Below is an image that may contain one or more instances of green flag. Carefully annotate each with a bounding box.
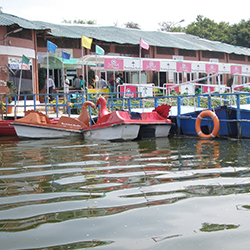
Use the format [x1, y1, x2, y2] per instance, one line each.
[95, 45, 105, 55]
[22, 55, 30, 65]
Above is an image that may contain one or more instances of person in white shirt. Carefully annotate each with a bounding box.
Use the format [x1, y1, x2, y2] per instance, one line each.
[45, 75, 55, 101]
[64, 74, 70, 93]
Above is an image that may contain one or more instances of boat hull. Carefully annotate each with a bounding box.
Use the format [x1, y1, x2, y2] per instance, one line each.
[83, 123, 172, 141]
[175, 106, 240, 138]
[0, 121, 16, 136]
[83, 124, 140, 141]
[13, 123, 82, 139]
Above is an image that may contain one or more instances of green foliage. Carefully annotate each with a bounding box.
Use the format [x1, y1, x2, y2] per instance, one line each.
[158, 20, 185, 32]
[38, 68, 46, 91]
[124, 22, 140, 29]
[0, 101, 6, 112]
[62, 19, 96, 25]
[241, 87, 250, 92]
[185, 15, 231, 43]
[88, 69, 95, 84]
[7, 80, 17, 103]
[152, 73, 158, 85]
[184, 15, 250, 47]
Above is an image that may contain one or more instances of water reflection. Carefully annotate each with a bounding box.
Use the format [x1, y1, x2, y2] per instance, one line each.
[0, 137, 250, 249]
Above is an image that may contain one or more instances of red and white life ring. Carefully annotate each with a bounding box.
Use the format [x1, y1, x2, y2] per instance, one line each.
[195, 110, 220, 138]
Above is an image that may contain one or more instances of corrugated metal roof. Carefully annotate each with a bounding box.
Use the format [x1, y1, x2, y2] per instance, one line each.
[0, 12, 47, 30]
[33, 21, 250, 56]
[1, 12, 250, 57]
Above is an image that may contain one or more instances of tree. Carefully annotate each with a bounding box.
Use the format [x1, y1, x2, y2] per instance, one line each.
[185, 15, 230, 43]
[158, 21, 185, 32]
[185, 15, 250, 48]
[124, 22, 140, 29]
[229, 20, 250, 47]
[62, 19, 96, 25]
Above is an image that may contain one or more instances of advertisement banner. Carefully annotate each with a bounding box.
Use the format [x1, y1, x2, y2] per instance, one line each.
[120, 85, 137, 97]
[8, 57, 31, 70]
[191, 62, 206, 73]
[124, 58, 141, 70]
[231, 65, 242, 74]
[143, 60, 160, 71]
[218, 63, 231, 74]
[160, 61, 176, 72]
[241, 65, 250, 75]
[104, 58, 124, 70]
[138, 84, 153, 97]
[176, 62, 191, 72]
[205, 64, 219, 74]
[203, 86, 215, 93]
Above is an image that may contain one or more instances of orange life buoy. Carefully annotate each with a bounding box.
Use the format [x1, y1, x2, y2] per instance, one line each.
[195, 110, 220, 138]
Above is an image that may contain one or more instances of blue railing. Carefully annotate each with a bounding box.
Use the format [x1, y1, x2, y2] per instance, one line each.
[3, 91, 250, 135]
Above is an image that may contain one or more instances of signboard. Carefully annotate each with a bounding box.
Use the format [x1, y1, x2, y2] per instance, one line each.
[8, 57, 31, 70]
[241, 65, 250, 75]
[160, 61, 176, 72]
[124, 58, 141, 70]
[120, 85, 137, 97]
[104, 58, 124, 70]
[176, 62, 191, 72]
[205, 64, 219, 74]
[218, 63, 231, 74]
[191, 62, 206, 73]
[231, 65, 242, 74]
[143, 60, 160, 71]
[203, 86, 215, 93]
[138, 84, 153, 97]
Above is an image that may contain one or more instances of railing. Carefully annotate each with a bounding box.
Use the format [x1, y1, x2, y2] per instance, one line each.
[2, 87, 250, 136]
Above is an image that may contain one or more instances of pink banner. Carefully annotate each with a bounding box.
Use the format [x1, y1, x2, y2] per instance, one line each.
[165, 84, 180, 94]
[176, 62, 191, 72]
[231, 65, 242, 74]
[143, 61, 160, 71]
[205, 64, 219, 73]
[104, 58, 124, 70]
[120, 86, 137, 97]
[203, 86, 215, 93]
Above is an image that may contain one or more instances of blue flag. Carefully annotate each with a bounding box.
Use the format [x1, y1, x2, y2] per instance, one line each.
[95, 45, 105, 55]
[47, 40, 57, 53]
[62, 51, 71, 60]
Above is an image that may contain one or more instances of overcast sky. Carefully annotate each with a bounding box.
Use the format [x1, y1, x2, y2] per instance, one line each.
[1, 0, 250, 31]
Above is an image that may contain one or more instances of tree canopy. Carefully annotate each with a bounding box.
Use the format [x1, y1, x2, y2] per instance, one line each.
[62, 19, 96, 25]
[171, 15, 250, 48]
[61, 15, 250, 48]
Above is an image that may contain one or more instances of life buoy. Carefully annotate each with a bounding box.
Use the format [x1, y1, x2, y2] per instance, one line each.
[195, 110, 220, 138]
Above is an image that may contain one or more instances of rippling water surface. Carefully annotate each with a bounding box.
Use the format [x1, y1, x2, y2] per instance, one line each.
[1, 136, 250, 250]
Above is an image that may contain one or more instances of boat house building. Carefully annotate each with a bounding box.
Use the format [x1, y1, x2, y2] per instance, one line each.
[1, 12, 250, 96]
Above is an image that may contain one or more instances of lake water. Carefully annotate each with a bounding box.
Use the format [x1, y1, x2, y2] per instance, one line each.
[0, 136, 250, 250]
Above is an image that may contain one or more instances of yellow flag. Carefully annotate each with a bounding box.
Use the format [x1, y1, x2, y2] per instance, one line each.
[81, 35, 93, 49]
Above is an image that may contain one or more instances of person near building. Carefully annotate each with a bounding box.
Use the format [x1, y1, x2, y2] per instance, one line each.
[73, 75, 81, 90]
[45, 75, 55, 101]
[109, 74, 115, 92]
[64, 74, 70, 93]
[100, 76, 108, 89]
[116, 73, 124, 85]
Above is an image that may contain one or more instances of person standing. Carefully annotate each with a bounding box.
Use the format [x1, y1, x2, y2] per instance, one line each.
[73, 75, 81, 90]
[116, 73, 124, 85]
[109, 74, 115, 92]
[45, 75, 55, 101]
[64, 74, 70, 93]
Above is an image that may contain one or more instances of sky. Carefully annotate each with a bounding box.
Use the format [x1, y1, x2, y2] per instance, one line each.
[1, 0, 250, 31]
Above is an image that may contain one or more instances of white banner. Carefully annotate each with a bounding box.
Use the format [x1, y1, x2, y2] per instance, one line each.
[218, 63, 231, 74]
[191, 62, 206, 73]
[8, 57, 31, 70]
[138, 84, 153, 97]
[160, 61, 176, 72]
[124, 58, 141, 70]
